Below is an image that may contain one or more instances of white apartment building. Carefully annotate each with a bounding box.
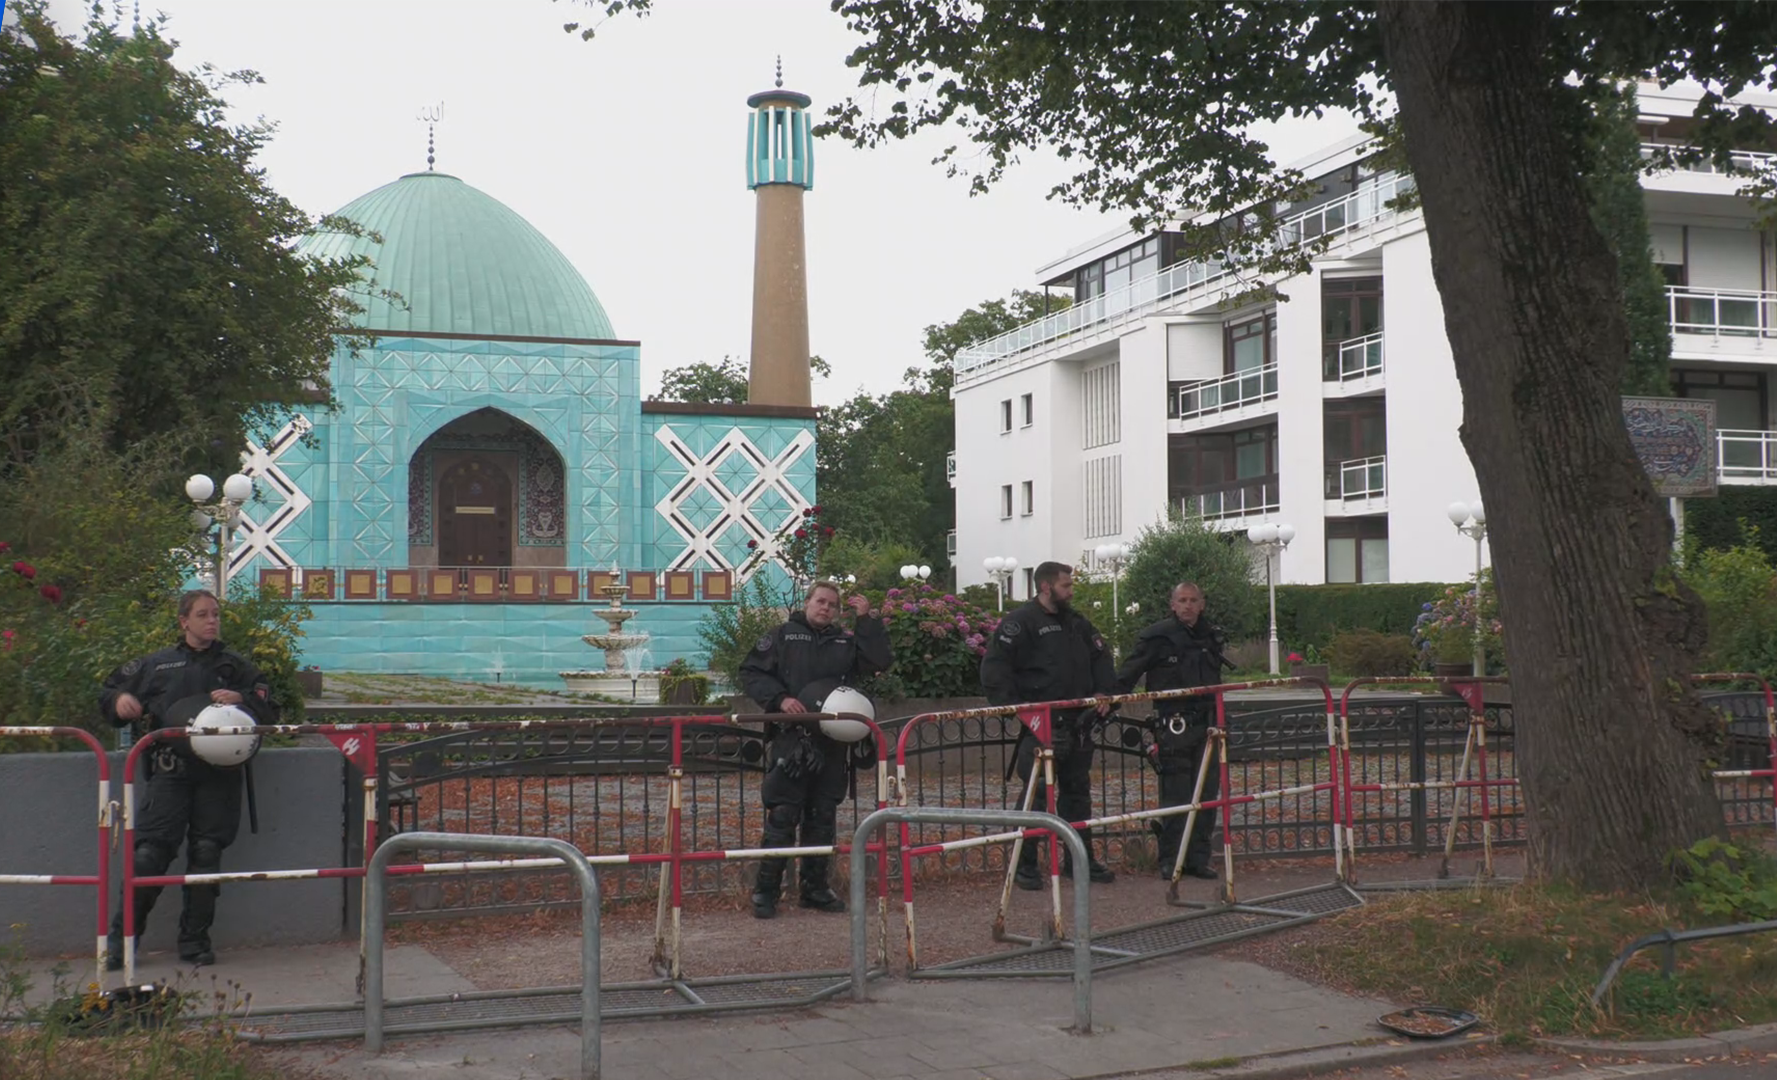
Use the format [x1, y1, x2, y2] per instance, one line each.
[950, 84, 1777, 597]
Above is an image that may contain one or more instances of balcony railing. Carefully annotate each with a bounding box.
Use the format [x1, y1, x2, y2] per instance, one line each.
[1640, 143, 1777, 176]
[1325, 456, 1387, 500]
[1324, 332, 1385, 381]
[946, 450, 956, 487]
[1175, 363, 1279, 422]
[1720, 429, 1777, 482]
[1182, 480, 1279, 521]
[1669, 286, 1777, 340]
[955, 173, 1416, 377]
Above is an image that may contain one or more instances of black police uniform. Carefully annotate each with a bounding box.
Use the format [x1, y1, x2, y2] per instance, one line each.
[1116, 614, 1230, 877]
[739, 610, 891, 917]
[979, 599, 1118, 886]
[100, 637, 275, 966]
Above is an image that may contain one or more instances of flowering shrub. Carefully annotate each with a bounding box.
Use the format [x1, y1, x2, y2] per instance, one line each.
[1412, 568, 1504, 670]
[863, 582, 1002, 699]
[738, 504, 837, 597]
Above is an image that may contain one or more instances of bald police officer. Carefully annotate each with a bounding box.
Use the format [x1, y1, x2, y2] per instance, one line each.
[740, 580, 892, 918]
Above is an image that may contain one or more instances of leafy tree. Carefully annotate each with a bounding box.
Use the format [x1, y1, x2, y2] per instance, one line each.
[1583, 85, 1674, 397]
[916, 289, 1070, 394]
[652, 356, 749, 405]
[1119, 513, 1263, 651]
[806, 0, 1777, 889]
[0, 3, 375, 486]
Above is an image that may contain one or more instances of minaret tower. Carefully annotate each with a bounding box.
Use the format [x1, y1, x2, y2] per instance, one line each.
[745, 59, 814, 408]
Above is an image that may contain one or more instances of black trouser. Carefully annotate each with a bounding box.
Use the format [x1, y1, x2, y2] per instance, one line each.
[755, 731, 850, 897]
[1013, 713, 1097, 871]
[1153, 711, 1218, 872]
[111, 758, 242, 952]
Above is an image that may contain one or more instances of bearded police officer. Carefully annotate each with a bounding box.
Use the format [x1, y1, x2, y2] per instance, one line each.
[101, 590, 277, 969]
[981, 561, 1118, 890]
[1117, 582, 1230, 879]
[740, 580, 892, 919]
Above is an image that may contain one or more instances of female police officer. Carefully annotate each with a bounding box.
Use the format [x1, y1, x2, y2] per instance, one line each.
[101, 589, 276, 969]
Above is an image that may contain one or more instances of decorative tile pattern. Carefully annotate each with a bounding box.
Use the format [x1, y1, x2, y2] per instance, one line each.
[649, 420, 815, 580]
[231, 415, 315, 574]
[407, 417, 569, 547]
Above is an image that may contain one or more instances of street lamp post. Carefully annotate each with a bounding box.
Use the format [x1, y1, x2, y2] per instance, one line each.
[187, 472, 255, 596]
[898, 564, 932, 585]
[1093, 542, 1132, 620]
[981, 556, 1017, 612]
[1446, 501, 1489, 677]
[1246, 523, 1296, 676]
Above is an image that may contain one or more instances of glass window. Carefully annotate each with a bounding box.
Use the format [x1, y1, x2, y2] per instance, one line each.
[1000, 485, 1013, 519]
[1227, 314, 1274, 373]
[1327, 539, 1358, 584]
[1021, 393, 1033, 426]
[1021, 480, 1034, 515]
[1674, 370, 1765, 431]
[1000, 399, 1013, 433]
[1360, 538, 1390, 583]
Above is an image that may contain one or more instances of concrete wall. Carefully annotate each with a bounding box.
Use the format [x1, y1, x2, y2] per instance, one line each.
[0, 748, 348, 958]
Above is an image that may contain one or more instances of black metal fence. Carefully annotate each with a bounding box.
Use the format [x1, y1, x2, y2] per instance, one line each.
[372, 691, 1770, 920]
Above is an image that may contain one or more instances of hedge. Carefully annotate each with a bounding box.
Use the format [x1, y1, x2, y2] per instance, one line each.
[1683, 488, 1777, 562]
[1272, 583, 1452, 652]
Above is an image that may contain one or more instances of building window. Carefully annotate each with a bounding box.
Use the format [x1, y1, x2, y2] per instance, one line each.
[999, 399, 1013, 433]
[1327, 518, 1389, 583]
[1021, 393, 1034, 427]
[1020, 480, 1034, 516]
[1672, 369, 1765, 430]
[1321, 277, 1383, 379]
[1323, 399, 1388, 498]
[1226, 312, 1277, 374]
[1082, 455, 1123, 537]
[1082, 361, 1121, 449]
[1072, 237, 1159, 301]
[1023, 567, 1035, 599]
[1000, 484, 1014, 520]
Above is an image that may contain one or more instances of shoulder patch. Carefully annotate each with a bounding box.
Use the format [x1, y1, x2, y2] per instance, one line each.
[754, 635, 773, 652]
[1000, 620, 1023, 638]
[121, 659, 142, 677]
[1093, 636, 1105, 651]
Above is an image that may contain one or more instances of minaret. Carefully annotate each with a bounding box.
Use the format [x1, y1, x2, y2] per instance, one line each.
[745, 59, 814, 408]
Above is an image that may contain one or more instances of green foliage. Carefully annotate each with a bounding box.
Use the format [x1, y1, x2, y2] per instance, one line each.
[651, 355, 749, 405]
[737, 505, 836, 595]
[696, 575, 787, 692]
[1682, 531, 1777, 677]
[1669, 838, 1777, 922]
[866, 582, 1001, 699]
[820, 535, 927, 592]
[1583, 85, 1674, 397]
[1685, 490, 1777, 562]
[657, 657, 711, 706]
[220, 582, 312, 724]
[1273, 583, 1450, 653]
[1412, 569, 1504, 670]
[1120, 512, 1261, 650]
[0, 3, 377, 485]
[1324, 629, 1417, 678]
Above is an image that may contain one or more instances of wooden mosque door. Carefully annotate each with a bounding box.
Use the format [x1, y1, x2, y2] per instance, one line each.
[437, 458, 513, 567]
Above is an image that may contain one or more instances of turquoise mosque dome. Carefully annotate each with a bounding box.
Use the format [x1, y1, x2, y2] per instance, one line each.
[298, 171, 615, 340]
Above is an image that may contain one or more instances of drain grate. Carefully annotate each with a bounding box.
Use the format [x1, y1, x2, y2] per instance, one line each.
[231, 970, 868, 1043]
[914, 882, 1363, 978]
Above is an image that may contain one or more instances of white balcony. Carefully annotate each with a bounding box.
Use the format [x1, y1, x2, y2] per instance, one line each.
[1720, 429, 1777, 485]
[1171, 363, 1280, 432]
[954, 173, 1417, 384]
[1669, 288, 1777, 362]
[1183, 481, 1279, 531]
[1640, 143, 1777, 177]
[1322, 332, 1385, 398]
[1325, 455, 1388, 515]
[946, 450, 956, 488]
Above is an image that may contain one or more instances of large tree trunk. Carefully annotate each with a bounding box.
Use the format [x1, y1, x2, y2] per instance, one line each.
[1376, 2, 1724, 889]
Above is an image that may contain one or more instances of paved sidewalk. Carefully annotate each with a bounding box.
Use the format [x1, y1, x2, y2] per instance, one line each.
[268, 947, 1407, 1080]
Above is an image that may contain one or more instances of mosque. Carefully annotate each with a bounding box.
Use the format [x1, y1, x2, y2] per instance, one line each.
[225, 77, 821, 686]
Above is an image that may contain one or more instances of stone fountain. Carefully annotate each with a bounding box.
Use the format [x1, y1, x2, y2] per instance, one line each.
[559, 575, 664, 698]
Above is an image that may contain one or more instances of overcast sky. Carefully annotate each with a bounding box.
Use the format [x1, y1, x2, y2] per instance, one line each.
[35, 0, 1362, 406]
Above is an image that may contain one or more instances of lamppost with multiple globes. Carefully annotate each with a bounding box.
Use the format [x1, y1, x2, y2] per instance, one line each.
[1446, 501, 1489, 677]
[981, 556, 1018, 612]
[1093, 542, 1132, 621]
[898, 564, 931, 585]
[187, 472, 255, 597]
[1246, 522, 1296, 676]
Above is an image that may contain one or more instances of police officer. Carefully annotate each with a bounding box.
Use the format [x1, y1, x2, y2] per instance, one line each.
[101, 589, 276, 969]
[981, 561, 1118, 890]
[740, 580, 891, 919]
[1116, 582, 1229, 879]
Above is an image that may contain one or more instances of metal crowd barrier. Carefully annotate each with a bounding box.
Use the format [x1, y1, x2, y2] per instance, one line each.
[365, 832, 601, 1079]
[849, 806, 1092, 1033]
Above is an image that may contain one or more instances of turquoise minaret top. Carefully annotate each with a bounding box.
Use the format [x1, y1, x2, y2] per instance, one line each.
[746, 59, 814, 190]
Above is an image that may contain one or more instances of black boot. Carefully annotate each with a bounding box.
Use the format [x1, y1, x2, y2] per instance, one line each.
[752, 857, 786, 919]
[797, 857, 846, 913]
[105, 923, 131, 973]
[1013, 844, 1044, 891]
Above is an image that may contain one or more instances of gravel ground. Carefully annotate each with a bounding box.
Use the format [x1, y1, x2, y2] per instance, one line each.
[384, 848, 1526, 991]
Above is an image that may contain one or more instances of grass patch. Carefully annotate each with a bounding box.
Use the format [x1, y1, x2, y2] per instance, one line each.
[0, 931, 295, 1080]
[1290, 881, 1777, 1040]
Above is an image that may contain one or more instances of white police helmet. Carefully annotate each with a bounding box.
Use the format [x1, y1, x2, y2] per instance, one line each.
[188, 704, 261, 767]
[817, 686, 875, 743]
